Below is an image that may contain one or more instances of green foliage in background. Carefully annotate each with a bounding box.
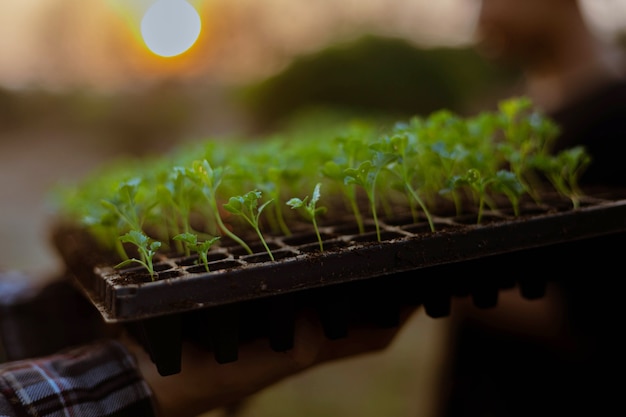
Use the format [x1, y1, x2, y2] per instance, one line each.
[239, 35, 519, 130]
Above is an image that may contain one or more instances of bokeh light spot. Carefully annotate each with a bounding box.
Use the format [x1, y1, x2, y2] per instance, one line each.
[141, 0, 201, 57]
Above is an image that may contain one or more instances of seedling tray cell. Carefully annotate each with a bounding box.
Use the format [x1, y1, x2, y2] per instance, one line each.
[53, 193, 626, 375]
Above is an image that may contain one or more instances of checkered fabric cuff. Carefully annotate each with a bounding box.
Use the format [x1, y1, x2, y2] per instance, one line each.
[0, 340, 156, 417]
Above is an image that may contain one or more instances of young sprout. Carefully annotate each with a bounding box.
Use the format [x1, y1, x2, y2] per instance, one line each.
[441, 168, 492, 224]
[82, 209, 129, 261]
[190, 159, 253, 255]
[258, 166, 294, 236]
[286, 183, 327, 252]
[223, 190, 275, 261]
[115, 230, 161, 280]
[495, 99, 561, 202]
[442, 169, 526, 223]
[173, 232, 220, 272]
[100, 178, 144, 232]
[344, 150, 398, 242]
[321, 134, 372, 234]
[491, 170, 526, 217]
[98, 178, 159, 260]
[430, 141, 472, 215]
[322, 160, 365, 234]
[153, 167, 196, 255]
[531, 146, 591, 208]
[371, 133, 436, 232]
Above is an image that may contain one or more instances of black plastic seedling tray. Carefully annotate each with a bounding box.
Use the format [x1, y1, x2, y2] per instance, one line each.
[53, 191, 626, 375]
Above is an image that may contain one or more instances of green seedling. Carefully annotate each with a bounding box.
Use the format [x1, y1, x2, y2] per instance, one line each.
[286, 183, 327, 252]
[154, 167, 199, 254]
[223, 190, 275, 261]
[441, 168, 492, 224]
[82, 209, 129, 261]
[257, 165, 295, 236]
[99, 178, 158, 260]
[345, 151, 398, 242]
[430, 141, 472, 215]
[442, 168, 525, 223]
[100, 178, 143, 232]
[115, 230, 161, 280]
[371, 133, 436, 232]
[53, 97, 586, 268]
[531, 146, 591, 208]
[491, 170, 526, 216]
[190, 159, 253, 255]
[173, 232, 220, 272]
[322, 160, 365, 234]
[496, 100, 561, 202]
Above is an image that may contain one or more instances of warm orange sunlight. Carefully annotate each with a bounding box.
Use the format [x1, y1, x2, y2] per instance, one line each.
[1, 0, 625, 89]
[141, 0, 202, 57]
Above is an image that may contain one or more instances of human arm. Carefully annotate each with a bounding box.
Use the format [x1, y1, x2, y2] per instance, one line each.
[124, 308, 413, 417]
[0, 311, 410, 417]
[1, 272, 415, 417]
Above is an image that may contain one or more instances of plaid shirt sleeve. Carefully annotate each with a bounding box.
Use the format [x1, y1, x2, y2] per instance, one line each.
[0, 340, 157, 417]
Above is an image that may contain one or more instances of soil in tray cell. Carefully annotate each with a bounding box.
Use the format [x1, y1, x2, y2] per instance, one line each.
[227, 241, 282, 257]
[113, 263, 174, 284]
[281, 232, 336, 247]
[154, 270, 182, 280]
[326, 223, 377, 236]
[241, 249, 297, 264]
[349, 230, 406, 243]
[185, 260, 242, 274]
[451, 213, 507, 225]
[499, 206, 550, 218]
[379, 214, 418, 227]
[175, 252, 228, 266]
[401, 222, 457, 234]
[117, 262, 172, 274]
[298, 240, 351, 253]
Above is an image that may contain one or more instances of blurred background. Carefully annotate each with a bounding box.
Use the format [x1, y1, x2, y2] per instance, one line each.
[1, 1, 625, 416]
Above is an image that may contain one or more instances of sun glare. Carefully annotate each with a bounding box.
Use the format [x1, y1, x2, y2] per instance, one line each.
[141, 0, 202, 57]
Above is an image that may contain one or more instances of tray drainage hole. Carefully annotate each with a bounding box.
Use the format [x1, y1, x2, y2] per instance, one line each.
[186, 260, 241, 274]
[350, 231, 405, 243]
